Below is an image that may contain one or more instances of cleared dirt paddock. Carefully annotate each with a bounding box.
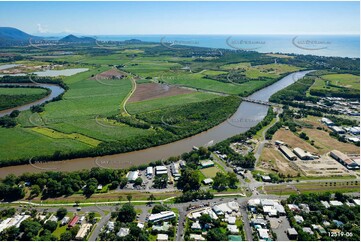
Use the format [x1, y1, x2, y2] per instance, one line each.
[128, 83, 193, 102]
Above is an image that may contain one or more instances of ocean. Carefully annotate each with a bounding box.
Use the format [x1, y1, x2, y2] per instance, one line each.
[94, 35, 360, 58]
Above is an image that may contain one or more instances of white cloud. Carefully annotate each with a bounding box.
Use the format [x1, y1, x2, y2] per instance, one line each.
[37, 24, 48, 33]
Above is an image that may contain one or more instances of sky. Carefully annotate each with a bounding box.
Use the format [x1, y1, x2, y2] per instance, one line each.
[0, 1, 359, 35]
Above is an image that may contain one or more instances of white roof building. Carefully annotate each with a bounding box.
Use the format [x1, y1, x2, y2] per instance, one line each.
[294, 215, 304, 223]
[203, 178, 214, 185]
[156, 166, 168, 175]
[329, 200, 343, 206]
[257, 228, 270, 240]
[75, 223, 92, 240]
[157, 234, 169, 241]
[227, 224, 239, 234]
[190, 234, 206, 241]
[148, 211, 176, 223]
[227, 216, 236, 225]
[117, 228, 130, 237]
[321, 201, 330, 208]
[127, 170, 139, 181]
[146, 167, 153, 176]
[191, 221, 202, 230]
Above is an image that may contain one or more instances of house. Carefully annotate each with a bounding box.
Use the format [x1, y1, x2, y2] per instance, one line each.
[127, 170, 139, 181]
[321, 201, 330, 208]
[299, 203, 310, 213]
[107, 221, 115, 231]
[148, 211, 176, 223]
[97, 184, 103, 190]
[302, 227, 314, 235]
[227, 224, 239, 234]
[287, 228, 298, 240]
[155, 166, 168, 175]
[190, 234, 206, 241]
[75, 223, 92, 240]
[203, 178, 213, 185]
[257, 228, 270, 240]
[311, 224, 327, 234]
[294, 215, 304, 224]
[157, 234, 168, 241]
[117, 228, 130, 237]
[68, 216, 79, 228]
[200, 160, 214, 168]
[170, 163, 181, 177]
[332, 220, 344, 228]
[279, 145, 297, 161]
[261, 175, 271, 182]
[321, 117, 334, 126]
[329, 200, 343, 206]
[146, 167, 153, 177]
[287, 204, 300, 212]
[263, 206, 278, 217]
[227, 216, 236, 225]
[191, 221, 202, 230]
[153, 222, 171, 232]
[61, 216, 70, 226]
[251, 218, 267, 228]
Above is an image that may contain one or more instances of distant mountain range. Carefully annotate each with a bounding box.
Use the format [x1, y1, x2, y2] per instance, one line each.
[59, 34, 96, 43]
[0, 27, 142, 47]
[0, 27, 42, 46]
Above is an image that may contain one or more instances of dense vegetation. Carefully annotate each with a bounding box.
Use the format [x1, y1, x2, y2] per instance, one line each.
[0, 86, 50, 111]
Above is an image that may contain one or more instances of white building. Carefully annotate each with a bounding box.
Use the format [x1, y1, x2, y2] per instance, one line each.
[146, 167, 153, 176]
[155, 166, 168, 175]
[148, 211, 175, 223]
[75, 223, 92, 240]
[117, 228, 130, 237]
[127, 170, 139, 181]
[157, 234, 168, 241]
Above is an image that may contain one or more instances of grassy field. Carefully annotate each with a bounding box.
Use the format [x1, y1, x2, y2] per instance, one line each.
[0, 87, 49, 110]
[321, 73, 360, 90]
[200, 166, 222, 178]
[0, 87, 47, 95]
[127, 92, 219, 114]
[264, 180, 360, 195]
[31, 127, 101, 147]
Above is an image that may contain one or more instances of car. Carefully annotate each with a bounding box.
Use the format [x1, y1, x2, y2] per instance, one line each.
[77, 207, 82, 211]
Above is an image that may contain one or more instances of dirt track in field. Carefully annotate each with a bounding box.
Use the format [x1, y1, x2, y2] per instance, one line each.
[128, 83, 193, 103]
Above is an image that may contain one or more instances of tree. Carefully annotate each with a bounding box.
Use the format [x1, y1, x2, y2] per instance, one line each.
[153, 175, 168, 189]
[0, 226, 20, 241]
[43, 220, 58, 232]
[119, 177, 128, 188]
[118, 203, 136, 223]
[228, 172, 238, 189]
[134, 177, 143, 186]
[212, 172, 228, 191]
[56, 207, 67, 219]
[177, 168, 200, 191]
[206, 228, 228, 241]
[60, 231, 73, 241]
[148, 194, 156, 204]
[19, 220, 42, 240]
[127, 194, 133, 203]
[199, 214, 212, 227]
[30, 185, 41, 197]
[152, 205, 168, 214]
[110, 181, 119, 190]
[83, 178, 98, 197]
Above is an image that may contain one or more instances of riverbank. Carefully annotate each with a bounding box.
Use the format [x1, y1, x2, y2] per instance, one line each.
[0, 71, 311, 177]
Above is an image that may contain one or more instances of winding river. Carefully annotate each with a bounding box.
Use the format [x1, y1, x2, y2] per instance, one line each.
[0, 83, 65, 117]
[0, 70, 311, 177]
